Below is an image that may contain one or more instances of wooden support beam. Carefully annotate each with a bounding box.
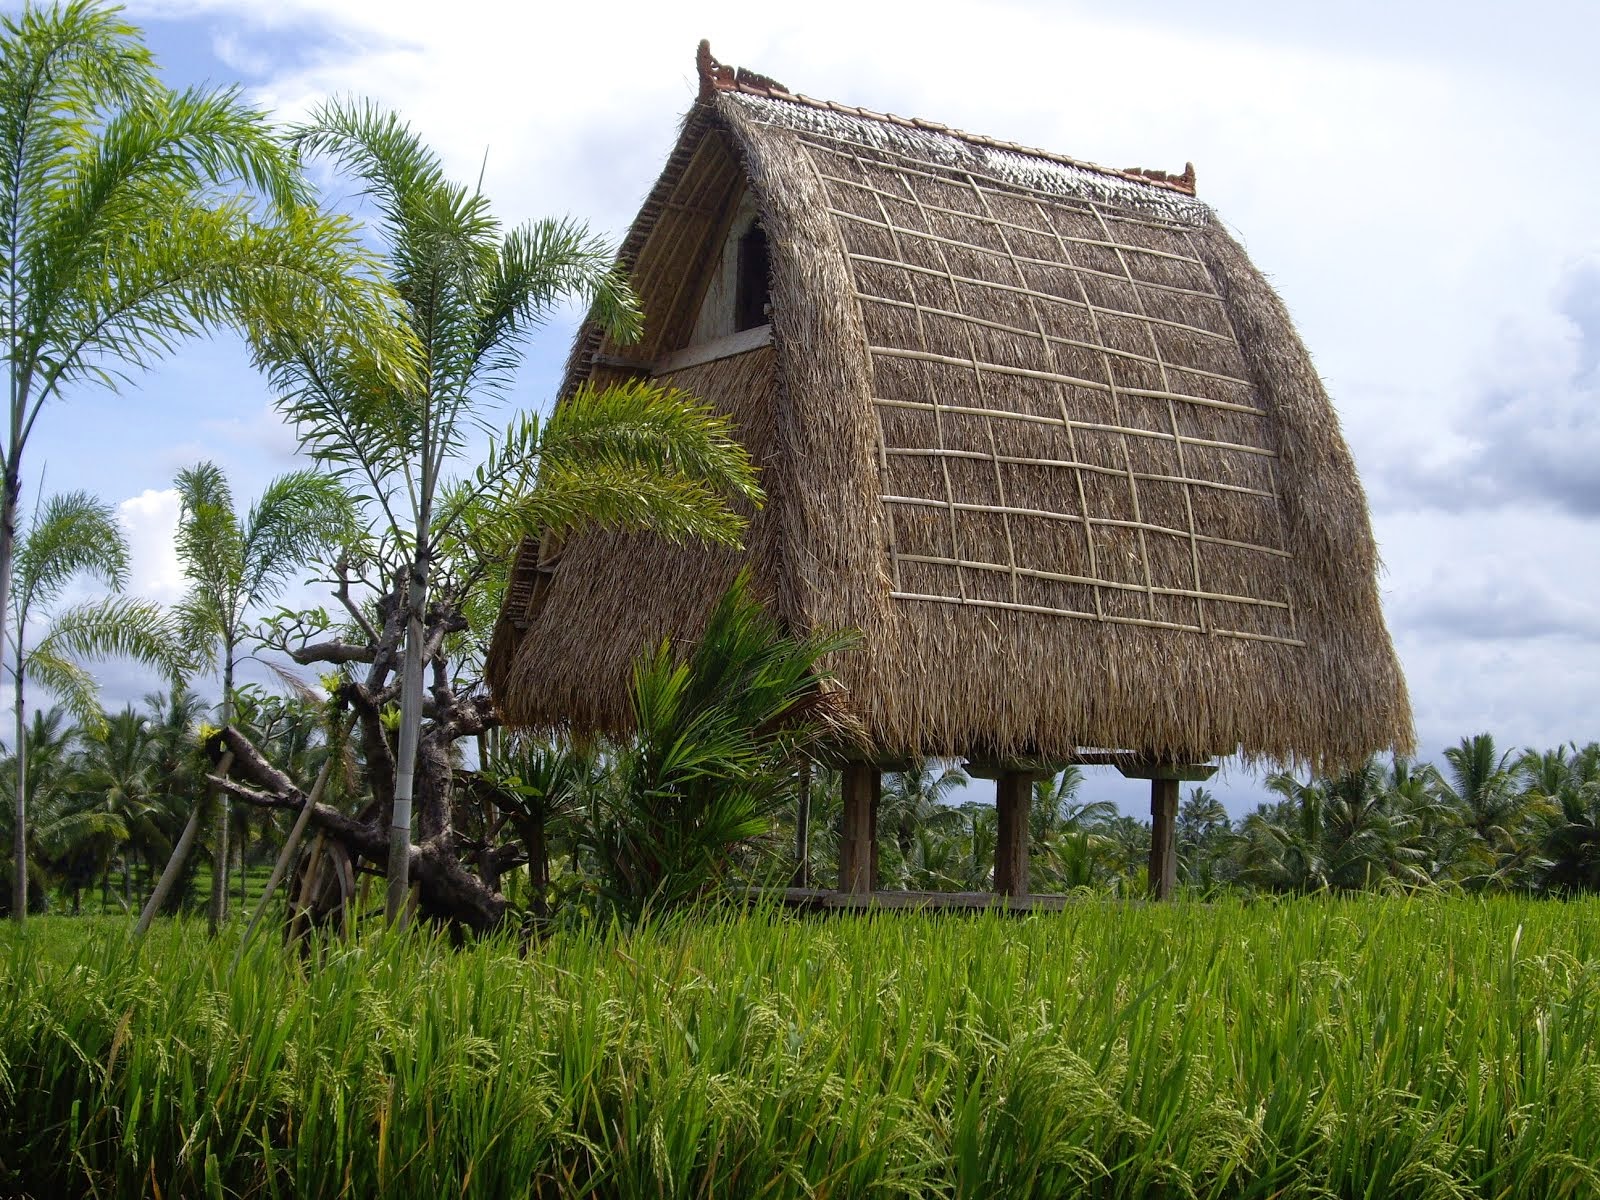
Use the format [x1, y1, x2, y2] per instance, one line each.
[839, 762, 879, 896]
[994, 770, 1031, 896]
[1149, 777, 1179, 900]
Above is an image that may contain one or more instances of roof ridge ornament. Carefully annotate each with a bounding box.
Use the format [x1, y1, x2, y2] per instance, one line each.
[692, 40, 1196, 196]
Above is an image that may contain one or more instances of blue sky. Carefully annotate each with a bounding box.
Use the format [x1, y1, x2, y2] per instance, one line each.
[10, 0, 1599, 816]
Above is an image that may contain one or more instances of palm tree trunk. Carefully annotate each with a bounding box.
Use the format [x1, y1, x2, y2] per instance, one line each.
[208, 654, 235, 934]
[11, 654, 26, 921]
[792, 762, 812, 887]
[2, 347, 26, 922]
[386, 558, 428, 924]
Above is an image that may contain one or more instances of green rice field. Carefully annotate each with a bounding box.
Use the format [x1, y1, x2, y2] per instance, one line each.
[2, 897, 1597, 1198]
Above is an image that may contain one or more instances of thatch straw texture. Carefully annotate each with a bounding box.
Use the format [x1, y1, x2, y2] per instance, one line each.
[489, 67, 1411, 771]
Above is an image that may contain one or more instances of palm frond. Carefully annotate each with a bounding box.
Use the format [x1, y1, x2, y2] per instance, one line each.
[238, 469, 355, 607]
[24, 645, 103, 730]
[13, 490, 128, 616]
[35, 595, 190, 686]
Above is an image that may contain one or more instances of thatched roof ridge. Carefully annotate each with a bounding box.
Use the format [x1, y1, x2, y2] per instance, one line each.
[488, 46, 1413, 772]
[694, 40, 1197, 198]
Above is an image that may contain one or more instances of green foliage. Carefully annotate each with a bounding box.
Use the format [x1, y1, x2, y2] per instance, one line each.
[30, 596, 188, 725]
[5, 897, 1600, 1197]
[172, 459, 355, 673]
[0, 0, 393, 445]
[583, 573, 854, 920]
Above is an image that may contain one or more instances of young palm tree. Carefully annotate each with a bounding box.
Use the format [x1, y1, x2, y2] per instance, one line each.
[254, 102, 762, 922]
[171, 461, 354, 931]
[6, 491, 184, 918]
[582, 574, 851, 921]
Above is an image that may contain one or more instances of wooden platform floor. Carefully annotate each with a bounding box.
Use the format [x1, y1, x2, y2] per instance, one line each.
[746, 887, 1076, 913]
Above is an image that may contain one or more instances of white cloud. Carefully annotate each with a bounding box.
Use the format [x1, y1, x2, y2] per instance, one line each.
[116, 488, 185, 606]
[199, 402, 302, 463]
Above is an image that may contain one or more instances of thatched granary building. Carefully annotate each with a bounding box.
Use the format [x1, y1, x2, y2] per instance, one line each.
[488, 44, 1412, 901]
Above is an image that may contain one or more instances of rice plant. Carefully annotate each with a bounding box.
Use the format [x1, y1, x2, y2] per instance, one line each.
[1, 896, 1597, 1197]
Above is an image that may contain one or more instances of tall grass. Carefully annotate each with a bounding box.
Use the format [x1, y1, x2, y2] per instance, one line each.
[2, 897, 1598, 1197]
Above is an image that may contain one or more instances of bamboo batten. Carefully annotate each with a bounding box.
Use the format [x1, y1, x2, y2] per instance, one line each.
[487, 45, 1412, 777]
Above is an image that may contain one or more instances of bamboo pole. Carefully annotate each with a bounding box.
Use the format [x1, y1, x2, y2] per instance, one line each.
[231, 753, 337, 971]
[134, 751, 234, 939]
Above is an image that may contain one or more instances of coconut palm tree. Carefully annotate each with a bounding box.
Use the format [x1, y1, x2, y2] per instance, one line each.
[1437, 734, 1535, 886]
[1028, 767, 1117, 889]
[171, 460, 355, 931]
[0, 4, 393, 919]
[252, 101, 762, 922]
[5, 490, 184, 918]
[1177, 785, 1230, 888]
[877, 761, 967, 884]
[0, 706, 86, 913]
[1316, 758, 1428, 890]
[69, 705, 162, 912]
[1524, 743, 1600, 893]
[135, 684, 207, 909]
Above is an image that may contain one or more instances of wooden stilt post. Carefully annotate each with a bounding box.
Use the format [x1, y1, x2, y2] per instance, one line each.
[1149, 778, 1179, 900]
[839, 762, 878, 896]
[994, 770, 1031, 896]
[1114, 758, 1217, 902]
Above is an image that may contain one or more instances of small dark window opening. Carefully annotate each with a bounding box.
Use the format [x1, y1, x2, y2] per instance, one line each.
[734, 219, 770, 332]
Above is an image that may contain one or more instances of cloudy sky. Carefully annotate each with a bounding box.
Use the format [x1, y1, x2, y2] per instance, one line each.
[11, 0, 1598, 813]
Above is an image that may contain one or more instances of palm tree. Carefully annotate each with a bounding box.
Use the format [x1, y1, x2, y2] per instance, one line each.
[0, 706, 87, 912]
[1437, 734, 1533, 886]
[475, 736, 601, 917]
[1524, 743, 1600, 893]
[0, 4, 393, 891]
[1316, 758, 1428, 890]
[582, 573, 850, 921]
[1177, 785, 1230, 888]
[6, 491, 184, 918]
[137, 684, 207, 908]
[70, 705, 160, 912]
[171, 460, 354, 930]
[254, 102, 762, 922]
[878, 761, 967, 884]
[1028, 767, 1116, 890]
[1384, 757, 1463, 884]
[955, 801, 999, 890]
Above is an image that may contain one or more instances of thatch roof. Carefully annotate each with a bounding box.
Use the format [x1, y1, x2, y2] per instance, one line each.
[488, 44, 1412, 771]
